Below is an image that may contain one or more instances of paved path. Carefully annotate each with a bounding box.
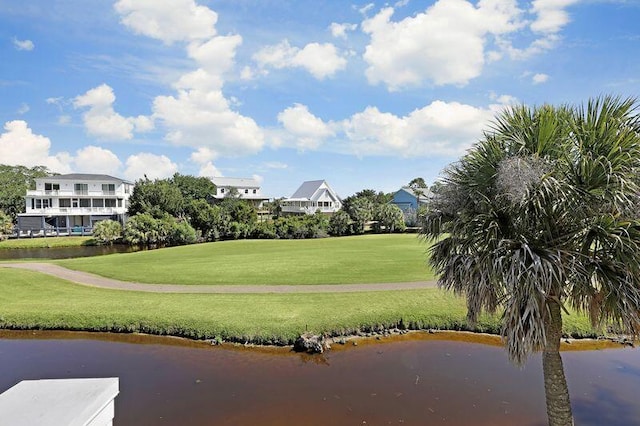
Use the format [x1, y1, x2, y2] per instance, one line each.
[0, 262, 439, 294]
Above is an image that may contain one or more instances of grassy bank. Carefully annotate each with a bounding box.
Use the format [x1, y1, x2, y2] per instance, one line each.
[57, 234, 435, 285]
[0, 268, 596, 343]
[0, 236, 96, 249]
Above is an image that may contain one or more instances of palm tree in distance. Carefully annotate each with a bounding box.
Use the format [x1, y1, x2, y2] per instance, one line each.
[421, 96, 640, 426]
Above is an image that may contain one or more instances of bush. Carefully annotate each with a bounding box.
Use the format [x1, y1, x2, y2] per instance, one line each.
[168, 220, 197, 245]
[328, 210, 351, 236]
[92, 220, 122, 245]
[0, 210, 13, 240]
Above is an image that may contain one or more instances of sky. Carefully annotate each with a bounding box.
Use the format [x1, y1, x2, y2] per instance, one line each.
[0, 0, 639, 198]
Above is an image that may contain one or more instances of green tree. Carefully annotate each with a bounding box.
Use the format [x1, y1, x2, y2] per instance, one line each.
[170, 173, 216, 202]
[343, 197, 373, 234]
[128, 177, 185, 219]
[374, 204, 405, 233]
[0, 210, 13, 240]
[0, 165, 51, 221]
[328, 210, 352, 236]
[92, 220, 122, 245]
[408, 177, 427, 189]
[421, 96, 640, 426]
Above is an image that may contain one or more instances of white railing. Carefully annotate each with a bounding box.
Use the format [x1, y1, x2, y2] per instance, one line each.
[25, 207, 125, 215]
[27, 190, 122, 197]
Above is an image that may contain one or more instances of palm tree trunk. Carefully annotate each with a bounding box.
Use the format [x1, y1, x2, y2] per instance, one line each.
[543, 300, 574, 426]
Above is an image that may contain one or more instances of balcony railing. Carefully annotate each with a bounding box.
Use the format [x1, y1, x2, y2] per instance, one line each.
[26, 190, 122, 197]
[25, 207, 124, 215]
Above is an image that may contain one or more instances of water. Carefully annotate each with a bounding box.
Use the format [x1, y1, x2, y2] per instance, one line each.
[0, 244, 140, 260]
[0, 331, 638, 425]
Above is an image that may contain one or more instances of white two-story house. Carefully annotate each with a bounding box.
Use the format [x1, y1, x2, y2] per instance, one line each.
[281, 180, 342, 215]
[209, 177, 270, 209]
[17, 174, 134, 235]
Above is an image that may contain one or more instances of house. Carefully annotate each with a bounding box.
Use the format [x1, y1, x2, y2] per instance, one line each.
[391, 186, 431, 213]
[281, 180, 342, 215]
[209, 177, 270, 209]
[17, 174, 134, 236]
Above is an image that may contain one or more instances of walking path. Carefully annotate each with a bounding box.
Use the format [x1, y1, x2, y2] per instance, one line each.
[1, 263, 439, 294]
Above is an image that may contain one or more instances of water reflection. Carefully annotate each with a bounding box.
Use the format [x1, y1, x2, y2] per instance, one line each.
[0, 331, 638, 425]
[0, 244, 141, 260]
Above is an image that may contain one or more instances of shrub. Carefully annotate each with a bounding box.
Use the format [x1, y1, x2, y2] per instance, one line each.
[328, 210, 351, 236]
[92, 220, 122, 245]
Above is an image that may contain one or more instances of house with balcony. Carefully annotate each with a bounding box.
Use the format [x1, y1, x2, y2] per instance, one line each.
[281, 180, 342, 215]
[209, 177, 270, 209]
[17, 173, 134, 236]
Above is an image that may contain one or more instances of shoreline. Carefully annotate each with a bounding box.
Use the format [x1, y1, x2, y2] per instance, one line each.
[0, 326, 634, 354]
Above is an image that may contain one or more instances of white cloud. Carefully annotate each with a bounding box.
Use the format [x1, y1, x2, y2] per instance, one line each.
[198, 161, 222, 177]
[361, 3, 523, 89]
[17, 103, 29, 115]
[530, 0, 578, 34]
[114, 1, 265, 158]
[73, 146, 123, 175]
[12, 37, 34, 51]
[124, 153, 178, 181]
[532, 73, 549, 84]
[73, 84, 153, 140]
[254, 39, 347, 80]
[58, 115, 71, 125]
[114, 0, 217, 44]
[277, 103, 335, 150]
[252, 174, 264, 185]
[341, 100, 499, 156]
[0, 120, 70, 172]
[263, 161, 288, 170]
[329, 22, 357, 39]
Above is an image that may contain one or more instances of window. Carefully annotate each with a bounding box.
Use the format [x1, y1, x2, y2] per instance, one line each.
[92, 199, 104, 208]
[79, 199, 90, 208]
[221, 188, 225, 193]
[244, 189, 249, 194]
[74, 183, 88, 195]
[124, 184, 130, 194]
[253, 189, 257, 194]
[44, 183, 60, 191]
[72, 199, 79, 208]
[117, 199, 123, 208]
[35, 199, 50, 209]
[102, 184, 115, 194]
[105, 199, 116, 208]
[59, 199, 71, 208]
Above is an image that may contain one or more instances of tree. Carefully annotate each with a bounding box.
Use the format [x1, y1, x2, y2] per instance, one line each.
[0, 210, 13, 240]
[374, 204, 405, 233]
[128, 178, 185, 219]
[170, 173, 216, 202]
[0, 165, 51, 221]
[328, 210, 351, 236]
[408, 177, 427, 189]
[421, 96, 640, 426]
[92, 220, 122, 245]
[343, 197, 373, 234]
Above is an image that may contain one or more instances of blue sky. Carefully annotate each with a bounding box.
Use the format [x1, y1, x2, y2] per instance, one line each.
[0, 0, 638, 198]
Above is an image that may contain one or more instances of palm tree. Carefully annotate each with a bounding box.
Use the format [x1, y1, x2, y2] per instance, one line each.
[421, 96, 640, 426]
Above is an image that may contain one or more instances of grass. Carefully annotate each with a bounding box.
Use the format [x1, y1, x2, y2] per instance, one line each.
[0, 268, 596, 343]
[0, 236, 96, 249]
[57, 234, 435, 285]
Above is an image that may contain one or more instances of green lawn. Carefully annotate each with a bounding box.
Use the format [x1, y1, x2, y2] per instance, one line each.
[0, 236, 96, 249]
[57, 234, 436, 285]
[0, 268, 595, 343]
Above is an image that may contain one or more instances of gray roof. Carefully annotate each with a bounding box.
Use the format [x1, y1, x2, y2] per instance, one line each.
[397, 186, 432, 201]
[290, 180, 327, 199]
[210, 177, 260, 188]
[41, 173, 133, 184]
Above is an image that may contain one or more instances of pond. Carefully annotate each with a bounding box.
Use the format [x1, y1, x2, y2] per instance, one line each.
[0, 331, 638, 425]
[0, 244, 140, 260]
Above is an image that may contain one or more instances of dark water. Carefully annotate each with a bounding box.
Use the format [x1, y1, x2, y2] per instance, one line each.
[0, 331, 638, 425]
[0, 244, 140, 260]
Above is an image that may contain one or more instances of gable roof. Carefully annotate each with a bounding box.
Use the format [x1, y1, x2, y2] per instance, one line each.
[210, 177, 260, 188]
[290, 180, 327, 199]
[40, 173, 133, 184]
[396, 186, 431, 201]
